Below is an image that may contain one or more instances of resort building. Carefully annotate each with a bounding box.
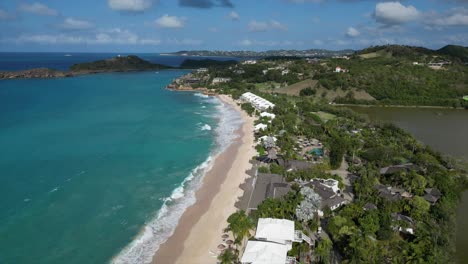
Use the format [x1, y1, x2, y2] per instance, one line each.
[281, 69, 290, 75]
[254, 123, 268, 132]
[212, 77, 231, 84]
[196, 68, 208, 73]
[242, 60, 257, 65]
[241, 92, 275, 111]
[303, 178, 347, 216]
[335, 66, 348, 73]
[260, 112, 276, 119]
[241, 218, 310, 264]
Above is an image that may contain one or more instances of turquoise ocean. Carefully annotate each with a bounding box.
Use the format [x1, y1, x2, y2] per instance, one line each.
[0, 58, 242, 264]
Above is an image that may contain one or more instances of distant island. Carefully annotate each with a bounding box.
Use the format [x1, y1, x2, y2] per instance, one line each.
[0, 56, 244, 80]
[165, 48, 355, 58]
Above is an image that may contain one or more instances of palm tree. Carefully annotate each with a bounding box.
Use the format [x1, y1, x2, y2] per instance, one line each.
[218, 248, 237, 264]
[226, 210, 255, 248]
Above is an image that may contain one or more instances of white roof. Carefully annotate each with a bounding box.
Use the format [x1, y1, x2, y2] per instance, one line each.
[241, 241, 288, 264]
[255, 218, 295, 243]
[260, 112, 276, 119]
[255, 124, 268, 131]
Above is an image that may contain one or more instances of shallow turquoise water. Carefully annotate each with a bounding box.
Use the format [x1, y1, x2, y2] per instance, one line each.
[0, 71, 222, 264]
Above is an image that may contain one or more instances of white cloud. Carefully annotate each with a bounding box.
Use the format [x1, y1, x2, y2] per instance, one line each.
[374, 1, 420, 25]
[18, 2, 58, 16]
[58, 18, 94, 31]
[430, 8, 468, 26]
[154, 14, 185, 28]
[238, 39, 300, 47]
[228, 11, 239, 21]
[166, 38, 203, 45]
[312, 39, 323, 46]
[0, 9, 15, 20]
[270, 20, 288, 31]
[6, 29, 161, 46]
[346, 27, 360, 37]
[108, 0, 153, 12]
[248, 20, 287, 32]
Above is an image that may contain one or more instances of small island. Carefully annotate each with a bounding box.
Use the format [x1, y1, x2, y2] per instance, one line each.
[0, 55, 173, 80]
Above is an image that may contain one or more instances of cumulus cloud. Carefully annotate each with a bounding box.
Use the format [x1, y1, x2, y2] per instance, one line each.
[58, 18, 94, 31]
[374, 1, 420, 25]
[346, 27, 360, 37]
[108, 0, 153, 12]
[179, 0, 233, 8]
[154, 14, 185, 28]
[5, 28, 161, 46]
[228, 11, 239, 21]
[18, 2, 58, 16]
[248, 20, 288, 32]
[429, 8, 468, 26]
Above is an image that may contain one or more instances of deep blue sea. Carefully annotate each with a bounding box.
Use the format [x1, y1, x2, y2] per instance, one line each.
[0, 53, 242, 264]
[0, 52, 239, 71]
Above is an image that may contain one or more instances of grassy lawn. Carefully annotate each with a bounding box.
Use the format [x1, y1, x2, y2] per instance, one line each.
[312, 111, 336, 122]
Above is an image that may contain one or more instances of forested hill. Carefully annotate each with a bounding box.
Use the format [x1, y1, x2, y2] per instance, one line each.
[179, 59, 238, 69]
[313, 45, 468, 107]
[437, 45, 468, 62]
[70, 55, 172, 73]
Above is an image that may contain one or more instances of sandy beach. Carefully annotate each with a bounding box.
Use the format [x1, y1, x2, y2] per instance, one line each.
[152, 94, 256, 264]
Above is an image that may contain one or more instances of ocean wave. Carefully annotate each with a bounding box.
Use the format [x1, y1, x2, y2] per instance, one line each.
[193, 93, 209, 98]
[111, 97, 243, 264]
[201, 124, 212, 131]
[111, 157, 213, 264]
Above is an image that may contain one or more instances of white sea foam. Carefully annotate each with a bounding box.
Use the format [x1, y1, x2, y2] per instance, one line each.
[112, 96, 243, 264]
[193, 93, 209, 98]
[49, 187, 59, 193]
[201, 124, 212, 131]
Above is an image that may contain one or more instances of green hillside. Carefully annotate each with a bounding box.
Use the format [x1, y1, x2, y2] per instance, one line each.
[313, 45, 468, 107]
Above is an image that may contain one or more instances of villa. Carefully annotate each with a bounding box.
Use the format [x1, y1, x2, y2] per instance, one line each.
[241, 218, 311, 264]
[254, 123, 268, 132]
[242, 60, 257, 65]
[241, 92, 275, 111]
[260, 112, 276, 119]
[212, 77, 231, 84]
[303, 178, 347, 216]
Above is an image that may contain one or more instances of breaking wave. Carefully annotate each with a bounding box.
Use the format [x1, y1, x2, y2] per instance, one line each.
[111, 95, 243, 264]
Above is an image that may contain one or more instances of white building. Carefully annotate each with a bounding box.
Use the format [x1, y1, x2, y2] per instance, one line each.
[254, 123, 268, 132]
[212, 77, 231, 84]
[242, 60, 257, 65]
[241, 218, 310, 264]
[241, 92, 275, 111]
[260, 112, 276, 119]
[255, 218, 295, 250]
[281, 69, 290, 76]
[196, 68, 208, 73]
[241, 241, 289, 264]
[335, 66, 348, 73]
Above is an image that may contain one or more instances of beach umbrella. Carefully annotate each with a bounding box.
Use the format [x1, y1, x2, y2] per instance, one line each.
[226, 240, 234, 245]
[218, 244, 226, 250]
[222, 234, 229, 239]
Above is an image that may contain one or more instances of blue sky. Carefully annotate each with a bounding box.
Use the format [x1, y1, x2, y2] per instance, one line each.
[0, 0, 467, 52]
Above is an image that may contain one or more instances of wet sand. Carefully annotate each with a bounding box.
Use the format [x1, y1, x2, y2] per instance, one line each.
[152, 94, 256, 264]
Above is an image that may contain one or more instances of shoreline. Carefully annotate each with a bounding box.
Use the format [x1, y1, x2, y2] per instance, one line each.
[152, 94, 256, 264]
